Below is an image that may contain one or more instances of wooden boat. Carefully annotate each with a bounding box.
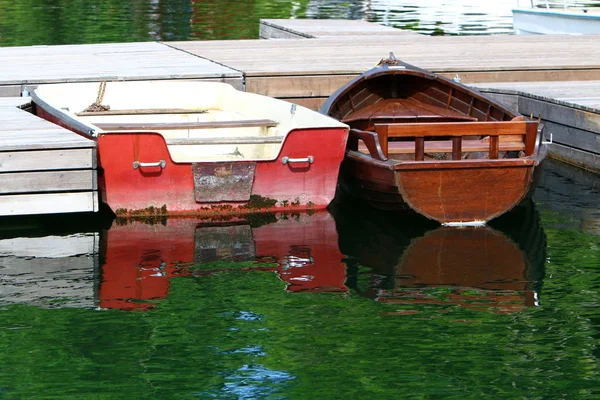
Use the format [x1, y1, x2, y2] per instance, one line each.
[320, 59, 548, 225]
[31, 81, 348, 217]
[513, 1, 600, 35]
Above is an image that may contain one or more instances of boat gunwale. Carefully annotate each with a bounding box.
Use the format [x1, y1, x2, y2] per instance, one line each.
[319, 62, 519, 121]
[344, 148, 544, 171]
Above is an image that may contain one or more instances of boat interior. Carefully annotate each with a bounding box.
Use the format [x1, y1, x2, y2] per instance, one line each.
[327, 72, 539, 162]
[33, 81, 345, 163]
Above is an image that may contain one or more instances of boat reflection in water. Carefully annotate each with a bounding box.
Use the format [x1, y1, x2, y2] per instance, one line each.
[99, 212, 347, 311]
[99, 197, 546, 313]
[330, 197, 547, 314]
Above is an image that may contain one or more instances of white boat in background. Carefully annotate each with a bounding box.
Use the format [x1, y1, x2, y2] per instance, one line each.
[513, 0, 600, 34]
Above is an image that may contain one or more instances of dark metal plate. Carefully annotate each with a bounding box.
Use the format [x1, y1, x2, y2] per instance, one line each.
[194, 224, 256, 263]
[192, 162, 256, 203]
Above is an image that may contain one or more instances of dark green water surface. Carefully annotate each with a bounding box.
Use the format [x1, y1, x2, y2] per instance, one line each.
[0, 160, 599, 399]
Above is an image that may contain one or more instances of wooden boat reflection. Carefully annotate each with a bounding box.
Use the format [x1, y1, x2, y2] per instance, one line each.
[98, 211, 346, 311]
[330, 198, 546, 313]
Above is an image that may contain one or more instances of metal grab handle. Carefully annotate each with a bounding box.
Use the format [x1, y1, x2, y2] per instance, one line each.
[281, 156, 314, 165]
[133, 160, 167, 169]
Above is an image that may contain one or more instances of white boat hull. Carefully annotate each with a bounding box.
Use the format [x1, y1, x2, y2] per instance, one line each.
[513, 7, 600, 34]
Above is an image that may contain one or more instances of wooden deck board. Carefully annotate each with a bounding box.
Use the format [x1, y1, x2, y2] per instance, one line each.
[260, 19, 416, 39]
[0, 99, 98, 216]
[0, 103, 94, 151]
[168, 33, 600, 78]
[0, 42, 242, 87]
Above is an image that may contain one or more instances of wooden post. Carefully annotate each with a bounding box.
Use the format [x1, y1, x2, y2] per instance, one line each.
[376, 125, 389, 158]
[489, 136, 499, 159]
[415, 138, 425, 161]
[452, 137, 462, 160]
[524, 121, 538, 156]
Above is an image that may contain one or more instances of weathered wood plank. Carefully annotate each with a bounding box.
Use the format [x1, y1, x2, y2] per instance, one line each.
[0, 148, 96, 172]
[0, 42, 241, 85]
[537, 120, 600, 155]
[0, 86, 22, 97]
[549, 143, 600, 173]
[0, 97, 31, 108]
[0, 192, 99, 216]
[285, 97, 327, 111]
[245, 75, 357, 97]
[169, 34, 600, 79]
[0, 170, 97, 194]
[260, 19, 416, 39]
[0, 107, 95, 151]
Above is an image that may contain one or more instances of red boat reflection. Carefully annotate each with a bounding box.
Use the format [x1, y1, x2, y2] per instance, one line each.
[99, 212, 347, 311]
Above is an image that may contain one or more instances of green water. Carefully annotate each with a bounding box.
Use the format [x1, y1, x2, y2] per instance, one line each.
[0, 161, 599, 399]
[0, 0, 553, 47]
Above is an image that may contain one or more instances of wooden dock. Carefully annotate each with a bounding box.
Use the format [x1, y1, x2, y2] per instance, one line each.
[0, 19, 598, 216]
[0, 98, 98, 215]
[475, 81, 600, 172]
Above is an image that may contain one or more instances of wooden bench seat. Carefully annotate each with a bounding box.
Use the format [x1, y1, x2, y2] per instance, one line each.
[359, 139, 525, 155]
[166, 136, 285, 146]
[93, 119, 278, 131]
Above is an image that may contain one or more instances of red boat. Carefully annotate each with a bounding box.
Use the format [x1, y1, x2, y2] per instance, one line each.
[99, 212, 347, 311]
[31, 81, 348, 217]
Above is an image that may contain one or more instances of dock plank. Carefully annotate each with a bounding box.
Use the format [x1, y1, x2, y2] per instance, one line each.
[0, 42, 241, 89]
[0, 192, 99, 216]
[168, 34, 600, 78]
[260, 19, 416, 39]
[0, 170, 97, 194]
[0, 149, 96, 173]
[0, 106, 94, 151]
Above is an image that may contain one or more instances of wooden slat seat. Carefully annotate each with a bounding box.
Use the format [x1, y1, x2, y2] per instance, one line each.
[359, 139, 525, 155]
[76, 108, 209, 116]
[166, 136, 285, 146]
[374, 120, 538, 160]
[93, 119, 278, 131]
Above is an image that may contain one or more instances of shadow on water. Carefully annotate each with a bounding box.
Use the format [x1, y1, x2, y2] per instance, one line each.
[1, 192, 547, 314]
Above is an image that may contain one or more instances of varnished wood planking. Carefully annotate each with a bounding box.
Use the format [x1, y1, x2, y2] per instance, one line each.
[0, 42, 241, 85]
[0, 192, 99, 216]
[0, 170, 96, 194]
